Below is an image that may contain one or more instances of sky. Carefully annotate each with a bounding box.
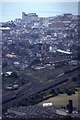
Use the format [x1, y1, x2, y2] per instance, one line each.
[0, 1, 78, 22]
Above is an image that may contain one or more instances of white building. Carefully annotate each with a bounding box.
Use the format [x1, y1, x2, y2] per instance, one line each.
[43, 103, 53, 107]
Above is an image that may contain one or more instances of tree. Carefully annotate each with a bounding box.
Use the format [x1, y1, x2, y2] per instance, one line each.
[72, 77, 77, 82]
[10, 72, 19, 78]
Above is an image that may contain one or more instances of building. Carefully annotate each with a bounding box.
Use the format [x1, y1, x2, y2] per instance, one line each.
[22, 12, 38, 23]
[67, 100, 73, 114]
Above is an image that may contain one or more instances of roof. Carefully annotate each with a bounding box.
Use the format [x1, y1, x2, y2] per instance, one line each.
[0, 27, 10, 30]
[57, 49, 72, 55]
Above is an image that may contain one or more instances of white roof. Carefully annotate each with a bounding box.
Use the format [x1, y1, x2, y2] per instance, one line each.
[14, 62, 19, 65]
[56, 110, 68, 116]
[6, 71, 12, 75]
[57, 49, 72, 54]
[0, 27, 10, 30]
[43, 103, 52, 107]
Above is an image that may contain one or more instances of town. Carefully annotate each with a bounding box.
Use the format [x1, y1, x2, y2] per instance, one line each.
[1, 12, 80, 119]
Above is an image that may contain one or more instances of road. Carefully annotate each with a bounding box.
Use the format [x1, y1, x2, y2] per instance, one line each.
[2, 68, 80, 109]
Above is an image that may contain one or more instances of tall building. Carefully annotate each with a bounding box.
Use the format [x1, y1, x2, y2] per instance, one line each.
[22, 12, 38, 23]
[67, 100, 73, 114]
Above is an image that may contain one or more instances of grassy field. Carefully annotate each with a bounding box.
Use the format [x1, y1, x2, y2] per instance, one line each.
[23, 65, 69, 83]
[39, 92, 79, 110]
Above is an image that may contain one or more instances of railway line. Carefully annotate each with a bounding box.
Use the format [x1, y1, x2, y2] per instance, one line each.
[2, 67, 80, 109]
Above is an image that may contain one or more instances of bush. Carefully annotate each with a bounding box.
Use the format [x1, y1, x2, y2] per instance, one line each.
[65, 89, 75, 96]
[72, 77, 78, 82]
[10, 72, 19, 78]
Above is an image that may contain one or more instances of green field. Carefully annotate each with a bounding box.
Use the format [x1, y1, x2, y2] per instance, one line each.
[39, 92, 79, 110]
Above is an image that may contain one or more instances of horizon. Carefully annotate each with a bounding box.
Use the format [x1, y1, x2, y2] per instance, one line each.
[1, 12, 78, 23]
[1, 2, 78, 22]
